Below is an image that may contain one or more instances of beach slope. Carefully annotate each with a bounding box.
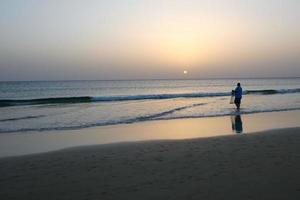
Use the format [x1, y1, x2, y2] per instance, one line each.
[1, 127, 300, 200]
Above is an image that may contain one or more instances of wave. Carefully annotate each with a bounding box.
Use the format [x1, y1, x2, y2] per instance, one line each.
[1, 88, 300, 107]
[0, 96, 93, 107]
[0, 103, 207, 133]
[0, 115, 45, 122]
[245, 88, 300, 95]
[1, 107, 299, 134]
[130, 103, 206, 121]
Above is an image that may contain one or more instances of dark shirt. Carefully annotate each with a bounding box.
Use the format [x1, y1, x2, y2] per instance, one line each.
[235, 86, 243, 98]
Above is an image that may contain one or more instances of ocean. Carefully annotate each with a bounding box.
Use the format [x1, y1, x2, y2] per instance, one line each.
[0, 78, 300, 133]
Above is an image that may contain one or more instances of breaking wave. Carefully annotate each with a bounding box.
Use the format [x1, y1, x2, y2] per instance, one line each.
[1, 88, 299, 107]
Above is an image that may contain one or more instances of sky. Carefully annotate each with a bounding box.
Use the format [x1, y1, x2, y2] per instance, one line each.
[0, 0, 300, 81]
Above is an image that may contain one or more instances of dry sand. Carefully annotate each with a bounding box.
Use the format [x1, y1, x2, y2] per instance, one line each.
[1, 127, 300, 200]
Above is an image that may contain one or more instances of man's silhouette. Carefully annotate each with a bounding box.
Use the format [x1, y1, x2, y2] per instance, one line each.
[234, 83, 243, 110]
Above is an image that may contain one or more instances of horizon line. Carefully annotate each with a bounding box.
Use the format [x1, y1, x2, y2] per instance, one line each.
[0, 76, 300, 82]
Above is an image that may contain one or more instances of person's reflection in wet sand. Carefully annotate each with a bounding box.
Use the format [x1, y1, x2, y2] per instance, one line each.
[231, 115, 243, 134]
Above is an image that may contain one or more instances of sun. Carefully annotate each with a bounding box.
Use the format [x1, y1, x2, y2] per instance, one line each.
[183, 70, 188, 74]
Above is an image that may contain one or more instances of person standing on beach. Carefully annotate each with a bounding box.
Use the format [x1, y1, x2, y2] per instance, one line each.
[234, 83, 243, 110]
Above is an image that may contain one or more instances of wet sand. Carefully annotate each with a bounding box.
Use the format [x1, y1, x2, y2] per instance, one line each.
[1, 110, 300, 157]
[1, 127, 300, 200]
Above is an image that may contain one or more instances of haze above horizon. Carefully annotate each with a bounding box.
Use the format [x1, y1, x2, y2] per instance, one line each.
[1, 0, 300, 81]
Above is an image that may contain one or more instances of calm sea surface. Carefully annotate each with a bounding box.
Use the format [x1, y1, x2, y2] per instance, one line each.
[0, 79, 300, 133]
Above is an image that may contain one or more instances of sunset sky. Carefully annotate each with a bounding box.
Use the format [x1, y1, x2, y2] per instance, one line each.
[0, 0, 300, 80]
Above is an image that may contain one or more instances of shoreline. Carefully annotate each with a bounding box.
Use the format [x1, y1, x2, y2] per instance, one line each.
[1, 127, 300, 199]
[0, 110, 300, 158]
[3, 125, 300, 160]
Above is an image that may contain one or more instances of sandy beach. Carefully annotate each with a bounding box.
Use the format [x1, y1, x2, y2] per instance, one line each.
[1, 127, 300, 200]
[1, 1, 300, 199]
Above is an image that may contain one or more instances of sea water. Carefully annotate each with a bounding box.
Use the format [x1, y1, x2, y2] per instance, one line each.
[0, 78, 300, 133]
